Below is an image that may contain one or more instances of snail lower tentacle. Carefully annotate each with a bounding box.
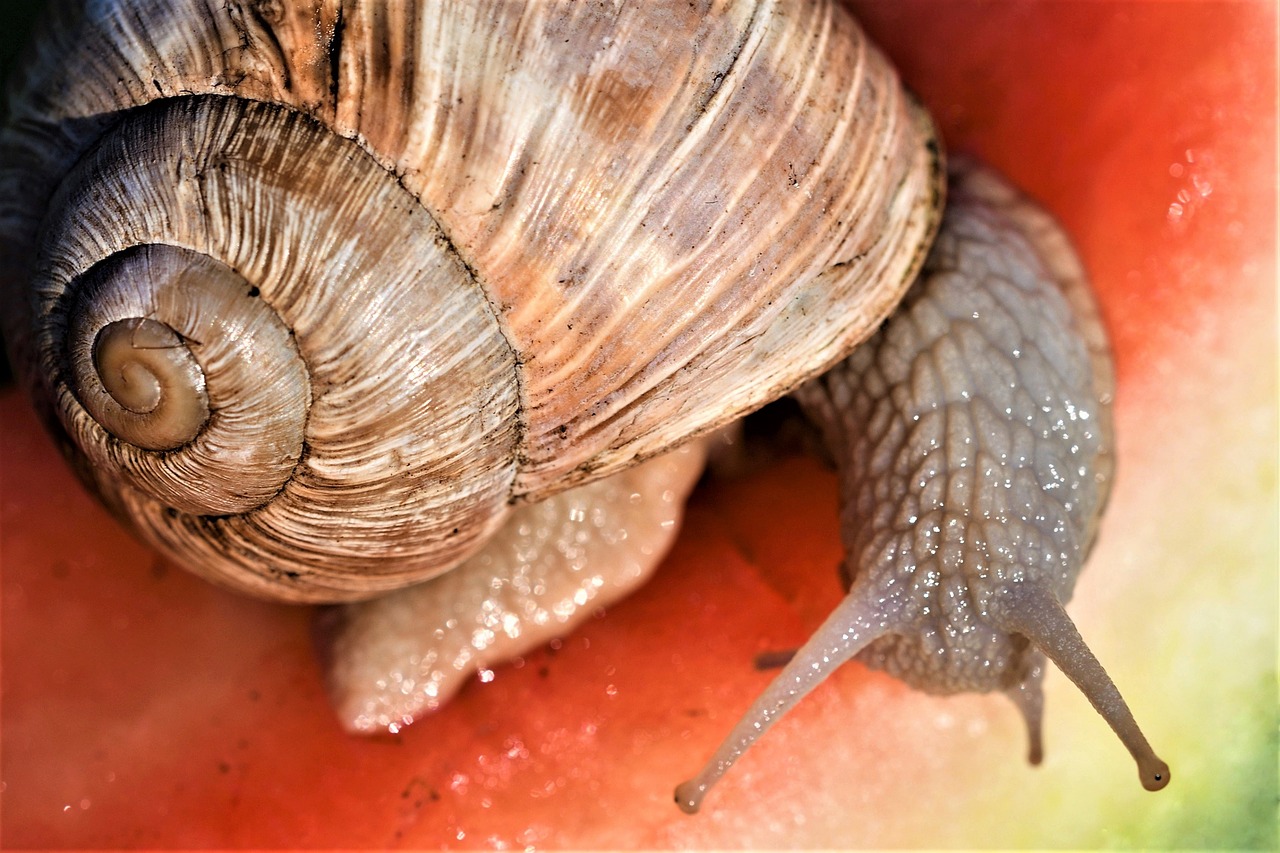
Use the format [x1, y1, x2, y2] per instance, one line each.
[676, 160, 1168, 812]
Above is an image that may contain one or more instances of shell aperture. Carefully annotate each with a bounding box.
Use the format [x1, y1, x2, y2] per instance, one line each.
[675, 162, 1169, 814]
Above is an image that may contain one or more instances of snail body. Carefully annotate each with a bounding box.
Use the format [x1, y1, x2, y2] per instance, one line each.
[0, 0, 940, 601]
[320, 439, 710, 733]
[676, 162, 1169, 812]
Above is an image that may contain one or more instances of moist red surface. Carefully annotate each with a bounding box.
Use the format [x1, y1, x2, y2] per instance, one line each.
[2, 1, 1274, 847]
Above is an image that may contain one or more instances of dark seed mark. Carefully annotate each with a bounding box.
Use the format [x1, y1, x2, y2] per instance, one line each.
[752, 648, 797, 670]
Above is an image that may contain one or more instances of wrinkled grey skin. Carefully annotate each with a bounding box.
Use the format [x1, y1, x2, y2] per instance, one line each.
[676, 161, 1168, 814]
[797, 161, 1114, 703]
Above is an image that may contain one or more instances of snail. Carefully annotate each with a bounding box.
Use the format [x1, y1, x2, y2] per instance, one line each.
[0, 0, 1166, 809]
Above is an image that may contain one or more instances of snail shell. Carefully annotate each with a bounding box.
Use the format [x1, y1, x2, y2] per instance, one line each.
[0, 0, 942, 601]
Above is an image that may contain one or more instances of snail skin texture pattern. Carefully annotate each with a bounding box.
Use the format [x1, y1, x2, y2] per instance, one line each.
[0, 0, 1171, 823]
[676, 161, 1169, 811]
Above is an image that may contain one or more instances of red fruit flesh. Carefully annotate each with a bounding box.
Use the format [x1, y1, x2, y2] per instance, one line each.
[2, 2, 1273, 847]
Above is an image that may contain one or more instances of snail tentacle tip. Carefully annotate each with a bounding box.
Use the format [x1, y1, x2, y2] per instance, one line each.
[674, 780, 706, 815]
[1004, 664, 1047, 766]
[1024, 721, 1046, 767]
[1141, 757, 1172, 792]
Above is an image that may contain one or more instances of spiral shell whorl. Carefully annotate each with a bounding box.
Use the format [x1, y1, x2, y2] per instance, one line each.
[64, 245, 309, 516]
[33, 96, 520, 602]
[82, 317, 209, 451]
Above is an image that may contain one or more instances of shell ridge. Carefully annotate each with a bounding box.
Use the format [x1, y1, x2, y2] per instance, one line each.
[513, 0, 940, 497]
